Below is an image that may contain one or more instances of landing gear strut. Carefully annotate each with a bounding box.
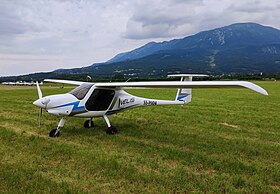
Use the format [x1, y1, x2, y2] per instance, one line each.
[103, 115, 117, 135]
[84, 118, 94, 128]
[49, 117, 65, 138]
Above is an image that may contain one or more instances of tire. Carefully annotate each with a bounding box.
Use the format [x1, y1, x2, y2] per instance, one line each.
[49, 129, 60, 137]
[84, 120, 94, 128]
[106, 126, 118, 135]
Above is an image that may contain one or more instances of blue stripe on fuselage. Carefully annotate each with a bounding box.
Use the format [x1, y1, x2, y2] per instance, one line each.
[52, 101, 85, 111]
[177, 95, 186, 100]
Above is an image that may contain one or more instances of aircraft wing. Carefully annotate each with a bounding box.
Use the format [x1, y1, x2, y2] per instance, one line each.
[44, 79, 86, 86]
[95, 81, 268, 95]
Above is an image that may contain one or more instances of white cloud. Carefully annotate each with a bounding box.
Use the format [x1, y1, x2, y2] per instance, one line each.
[0, 0, 280, 76]
[124, 0, 203, 39]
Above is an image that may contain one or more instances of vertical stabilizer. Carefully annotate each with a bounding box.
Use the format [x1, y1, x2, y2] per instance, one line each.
[167, 74, 208, 104]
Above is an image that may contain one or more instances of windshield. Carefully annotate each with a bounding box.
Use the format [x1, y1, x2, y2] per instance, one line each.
[69, 83, 93, 100]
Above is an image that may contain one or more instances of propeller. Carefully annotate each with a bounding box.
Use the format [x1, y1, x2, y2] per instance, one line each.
[36, 81, 43, 127]
[38, 107, 43, 127]
[34, 81, 50, 127]
[36, 81, 42, 99]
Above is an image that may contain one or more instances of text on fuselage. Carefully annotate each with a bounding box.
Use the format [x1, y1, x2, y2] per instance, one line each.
[118, 97, 135, 107]
[144, 100, 157, 106]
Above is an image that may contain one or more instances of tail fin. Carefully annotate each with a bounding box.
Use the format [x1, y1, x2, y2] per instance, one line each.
[168, 74, 208, 104]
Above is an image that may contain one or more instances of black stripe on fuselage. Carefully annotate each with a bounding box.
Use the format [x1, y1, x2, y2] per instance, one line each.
[106, 104, 138, 115]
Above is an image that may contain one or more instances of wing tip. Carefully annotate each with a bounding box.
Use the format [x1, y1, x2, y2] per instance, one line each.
[239, 81, 269, 96]
[262, 90, 269, 96]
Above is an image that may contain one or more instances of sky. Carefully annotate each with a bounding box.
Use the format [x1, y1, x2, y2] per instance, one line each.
[0, 0, 280, 76]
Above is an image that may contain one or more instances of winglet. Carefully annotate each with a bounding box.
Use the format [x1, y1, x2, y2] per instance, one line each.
[239, 81, 268, 96]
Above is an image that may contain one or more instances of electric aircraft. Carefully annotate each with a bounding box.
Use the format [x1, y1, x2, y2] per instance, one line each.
[33, 74, 268, 137]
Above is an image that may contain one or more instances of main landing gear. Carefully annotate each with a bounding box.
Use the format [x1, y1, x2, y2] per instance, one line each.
[49, 115, 117, 137]
[103, 115, 118, 135]
[84, 118, 94, 128]
[84, 116, 117, 135]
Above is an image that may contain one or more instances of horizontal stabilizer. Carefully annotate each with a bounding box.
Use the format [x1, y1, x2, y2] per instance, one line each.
[167, 74, 208, 78]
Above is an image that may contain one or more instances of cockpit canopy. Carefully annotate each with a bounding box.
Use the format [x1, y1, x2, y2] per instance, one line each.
[69, 83, 93, 100]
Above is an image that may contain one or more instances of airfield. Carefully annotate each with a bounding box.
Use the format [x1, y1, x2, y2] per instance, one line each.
[0, 82, 279, 193]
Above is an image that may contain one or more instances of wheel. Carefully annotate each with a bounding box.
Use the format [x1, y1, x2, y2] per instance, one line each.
[49, 128, 60, 137]
[84, 120, 94, 128]
[106, 126, 118, 135]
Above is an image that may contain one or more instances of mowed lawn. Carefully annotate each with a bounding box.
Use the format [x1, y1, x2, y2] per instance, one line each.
[0, 82, 279, 193]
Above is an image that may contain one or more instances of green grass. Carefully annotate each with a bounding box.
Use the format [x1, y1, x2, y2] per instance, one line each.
[0, 82, 279, 193]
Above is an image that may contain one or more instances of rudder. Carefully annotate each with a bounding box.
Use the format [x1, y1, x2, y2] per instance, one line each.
[168, 74, 208, 104]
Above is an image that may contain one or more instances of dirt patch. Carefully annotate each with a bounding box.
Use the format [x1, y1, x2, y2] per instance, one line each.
[220, 122, 240, 129]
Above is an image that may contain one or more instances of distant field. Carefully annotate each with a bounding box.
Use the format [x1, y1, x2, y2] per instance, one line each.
[0, 82, 279, 193]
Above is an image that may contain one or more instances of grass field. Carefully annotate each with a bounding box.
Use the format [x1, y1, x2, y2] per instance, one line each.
[0, 82, 279, 193]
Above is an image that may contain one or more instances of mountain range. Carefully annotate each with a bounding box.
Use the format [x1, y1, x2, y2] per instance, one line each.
[104, 22, 280, 76]
[1, 22, 280, 81]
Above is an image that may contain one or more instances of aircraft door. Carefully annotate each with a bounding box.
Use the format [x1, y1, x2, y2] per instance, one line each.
[85, 89, 115, 111]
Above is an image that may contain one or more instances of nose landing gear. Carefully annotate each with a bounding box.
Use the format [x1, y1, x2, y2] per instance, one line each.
[49, 128, 60, 137]
[49, 117, 65, 138]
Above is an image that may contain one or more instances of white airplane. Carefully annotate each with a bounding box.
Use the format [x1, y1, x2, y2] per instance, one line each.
[1, 81, 41, 86]
[33, 74, 268, 137]
[23, 81, 34, 86]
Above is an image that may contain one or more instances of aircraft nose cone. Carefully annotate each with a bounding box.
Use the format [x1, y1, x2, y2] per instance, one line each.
[33, 99, 45, 108]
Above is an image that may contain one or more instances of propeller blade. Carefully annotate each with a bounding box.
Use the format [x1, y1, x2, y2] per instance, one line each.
[38, 108, 42, 128]
[36, 81, 42, 99]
